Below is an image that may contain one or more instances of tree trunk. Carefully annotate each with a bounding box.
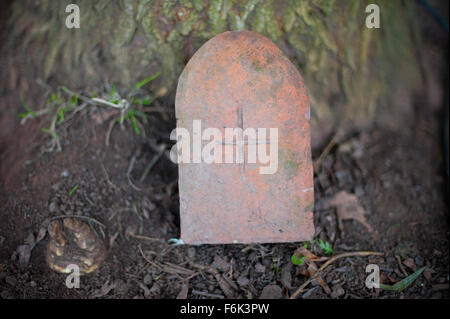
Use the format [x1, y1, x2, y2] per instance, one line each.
[2, 0, 421, 147]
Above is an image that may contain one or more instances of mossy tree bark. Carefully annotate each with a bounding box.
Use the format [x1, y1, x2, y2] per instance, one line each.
[3, 0, 421, 146]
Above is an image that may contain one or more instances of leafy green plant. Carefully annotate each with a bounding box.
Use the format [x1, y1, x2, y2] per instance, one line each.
[317, 239, 334, 255]
[18, 98, 37, 119]
[130, 72, 160, 96]
[105, 72, 159, 136]
[273, 264, 281, 274]
[118, 109, 147, 135]
[41, 127, 59, 140]
[291, 254, 306, 266]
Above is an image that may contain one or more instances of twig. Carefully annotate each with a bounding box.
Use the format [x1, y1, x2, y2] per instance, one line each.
[313, 132, 339, 173]
[105, 119, 116, 146]
[290, 251, 383, 299]
[395, 255, 409, 277]
[60, 86, 95, 105]
[100, 160, 118, 189]
[129, 233, 166, 244]
[140, 149, 165, 182]
[189, 261, 236, 298]
[138, 244, 185, 280]
[138, 244, 166, 273]
[181, 272, 201, 283]
[126, 155, 152, 192]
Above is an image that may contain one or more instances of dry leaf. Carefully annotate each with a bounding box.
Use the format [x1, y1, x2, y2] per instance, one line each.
[294, 246, 319, 262]
[328, 191, 373, 233]
[403, 257, 417, 271]
[307, 261, 331, 294]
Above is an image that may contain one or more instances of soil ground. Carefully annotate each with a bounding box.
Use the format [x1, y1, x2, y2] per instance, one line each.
[0, 3, 449, 299]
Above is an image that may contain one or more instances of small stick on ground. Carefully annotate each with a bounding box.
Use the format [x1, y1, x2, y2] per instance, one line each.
[129, 233, 167, 244]
[290, 251, 383, 299]
[105, 119, 116, 146]
[189, 261, 237, 298]
[138, 244, 189, 281]
[140, 150, 165, 182]
[126, 155, 152, 192]
[313, 131, 341, 173]
[138, 244, 166, 273]
[100, 160, 118, 189]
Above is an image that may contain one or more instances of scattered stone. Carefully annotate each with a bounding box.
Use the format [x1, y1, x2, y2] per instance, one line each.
[143, 274, 153, 286]
[259, 285, 282, 299]
[176, 283, 189, 299]
[12, 244, 32, 268]
[149, 283, 161, 295]
[115, 279, 129, 296]
[139, 283, 151, 298]
[255, 263, 266, 273]
[5, 276, 17, 287]
[331, 285, 345, 298]
[49, 202, 58, 213]
[237, 276, 249, 287]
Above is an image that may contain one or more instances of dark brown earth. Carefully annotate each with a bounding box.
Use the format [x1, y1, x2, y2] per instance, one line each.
[0, 3, 448, 299]
[1, 81, 448, 299]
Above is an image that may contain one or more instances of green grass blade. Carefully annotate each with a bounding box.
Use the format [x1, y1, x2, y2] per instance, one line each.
[135, 72, 160, 90]
[69, 185, 79, 196]
[19, 98, 37, 118]
[41, 128, 59, 140]
[129, 113, 140, 135]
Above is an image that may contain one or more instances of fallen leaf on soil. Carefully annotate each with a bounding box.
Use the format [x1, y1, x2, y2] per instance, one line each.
[293, 246, 320, 262]
[402, 257, 417, 271]
[307, 261, 331, 294]
[380, 267, 425, 291]
[328, 191, 373, 233]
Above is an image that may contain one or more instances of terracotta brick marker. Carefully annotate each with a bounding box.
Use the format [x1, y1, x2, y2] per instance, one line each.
[175, 31, 314, 244]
